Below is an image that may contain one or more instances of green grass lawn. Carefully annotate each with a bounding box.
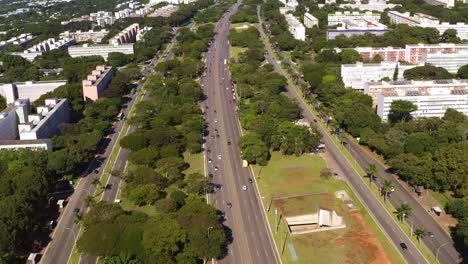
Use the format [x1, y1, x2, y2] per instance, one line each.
[183, 151, 204, 176]
[230, 46, 247, 61]
[253, 152, 404, 264]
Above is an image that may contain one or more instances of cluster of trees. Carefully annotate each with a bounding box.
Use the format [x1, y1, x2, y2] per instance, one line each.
[77, 200, 227, 263]
[0, 54, 40, 82]
[403, 64, 468, 80]
[77, 12, 229, 261]
[230, 2, 258, 23]
[446, 198, 468, 255]
[230, 28, 321, 165]
[229, 26, 263, 48]
[194, 0, 234, 23]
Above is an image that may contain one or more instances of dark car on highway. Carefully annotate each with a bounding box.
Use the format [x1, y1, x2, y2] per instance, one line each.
[400, 243, 408, 250]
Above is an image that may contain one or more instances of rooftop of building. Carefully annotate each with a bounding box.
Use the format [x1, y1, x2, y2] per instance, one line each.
[330, 11, 379, 15]
[381, 88, 468, 97]
[284, 14, 305, 28]
[368, 79, 468, 86]
[304, 12, 318, 20]
[0, 80, 67, 86]
[82, 65, 113, 87]
[19, 98, 67, 133]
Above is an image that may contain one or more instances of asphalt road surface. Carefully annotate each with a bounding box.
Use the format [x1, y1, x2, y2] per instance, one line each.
[40, 39, 176, 264]
[201, 2, 280, 264]
[257, 5, 431, 264]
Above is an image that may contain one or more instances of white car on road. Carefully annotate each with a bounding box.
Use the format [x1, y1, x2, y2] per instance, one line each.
[242, 185, 247, 191]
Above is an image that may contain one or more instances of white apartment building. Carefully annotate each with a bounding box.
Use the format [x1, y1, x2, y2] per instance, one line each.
[304, 13, 319, 28]
[68, 43, 134, 60]
[424, 51, 468, 74]
[0, 81, 67, 104]
[339, 0, 400, 12]
[388, 11, 468, 40]
[60, 30, 109, 43]
[364, 79, 468, 104]
[377, 88, 468, 121]
[327, 20, 388, 40]
[19, 98, 70, 140]
[0, 107, 18, 140]
[341, 62, 419, 90]
[327, 11, 380, 26]
[388, 11, 440, 26]
[424, 0, 455, 8]
[0, 139, 52, 151]
[0, 33, 35, 50]
[9, 37, 75, 61]
[284, 14, 306, 41]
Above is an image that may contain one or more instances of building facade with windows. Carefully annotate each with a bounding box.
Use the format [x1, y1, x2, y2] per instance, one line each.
[377, 88, 467, 121]
[304, 12, 319, 28]
[285, 14, 306, 41]
[82, 66, 114, 102]
[341, 62, 419, 90]
[68, 43, 134, 60]
[424, 51, 468, 74]
[327, 11, 380, 26]
[364, 79, 468, 105]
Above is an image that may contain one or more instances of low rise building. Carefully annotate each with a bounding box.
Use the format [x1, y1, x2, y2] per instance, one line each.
[285, 14, 306, 41]
[423, 0, 454, 8]
[18, 98, 70, 140]
[10, 37, 75, 61]
[424, 51, 468, 74]
[327, 11, 380, 26]
[364, 79, 468, 104]
[0, 106, 18, 140]
[327, 20, 388, 40]
[341, 62, 419, 90]
[377, 88, 467, 121]
[68, 43, 134, 60]
[0, 33, 35, 50]
[60, 29, 109, 43]
[82, 66, 114, 102]
[90, 11, 115, 27]
[388, 11, 468, 40]
[109, 23, 139, 45]
[304, 12, 319, 28]
[0, 81, 67, 104]
[148, 4, 178, 17]
[0, 139, 52, 151]
[339, 0, 400, 12]
[352, 43, 468, 64]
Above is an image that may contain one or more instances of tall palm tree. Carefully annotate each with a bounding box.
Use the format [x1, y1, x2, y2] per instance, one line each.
[366, 164, 378, 184]
[381, 180, 394, 203]
[91, 178, 102, 188]
[414, 227, 427, 243]
[396, 203, 412, 221]
[84, 195, 95, 208]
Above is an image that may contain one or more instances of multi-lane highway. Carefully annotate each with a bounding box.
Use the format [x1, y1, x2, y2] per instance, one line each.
[257, 5, 430, 264]
[201, 2, 280, 263]
[40, 38, 176, 264]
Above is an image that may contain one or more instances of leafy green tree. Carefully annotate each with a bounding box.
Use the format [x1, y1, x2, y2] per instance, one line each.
[120, 133, 149, 152]
[320, 168, 332, 180]
[128, 184, 162, 206]
[457, 64, 468, 79]
[239, 133, 270, 165]
[107, 52, 133, 67]
[388, 100, 418, 123]
[393, 64, 399, 81]
[403, 65, 453, 81]
[143, 216, 187, 258]
[103, 254, 140, 264]
[440, 29, 461, 43]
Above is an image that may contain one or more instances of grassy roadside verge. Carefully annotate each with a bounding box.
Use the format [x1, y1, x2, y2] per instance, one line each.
[257, 13, 437, 263]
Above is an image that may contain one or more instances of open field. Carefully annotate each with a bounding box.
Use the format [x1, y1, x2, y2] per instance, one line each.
[253, 152, 403, 264]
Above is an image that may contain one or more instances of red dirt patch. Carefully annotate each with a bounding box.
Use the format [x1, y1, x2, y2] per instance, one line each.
[345, 211, 392, 264]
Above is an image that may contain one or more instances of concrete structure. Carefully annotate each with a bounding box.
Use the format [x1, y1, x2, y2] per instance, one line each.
[109, 23, 139, 45]
[0, 106, 18, 140]
[352, 43, 468, 64]
[363, 79, 468, 104]
[68, 43, 134, 60]
[90, 11, 115, 27]
[388, 11, 468, 40]
[377, 88, 468, 121]
[0, 81, 67, 104]
[327, 20, 388, 40]
[136, 27, 153, 41]
[388, 11, 440, 26]
[19, 98, 70, 140]
[60, 29, 109, 43]
[279, 0, 298, 8]
[424, 51, 468, 74]
[327, 11, 380, 26]
[82, 66, 113, 102]
[339, 0, 400, 12]
[0, 139, 52, 150]
[148, 5, 178, 17]
[0, 33, 35, 50]
[9, 37, 75, 61]
[304, 12, 319, 28]
[424, 0, 455, 8]
[284, 14, 306, 41]
[285, 208, 346, 235]
[341, 62, 419, 90]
